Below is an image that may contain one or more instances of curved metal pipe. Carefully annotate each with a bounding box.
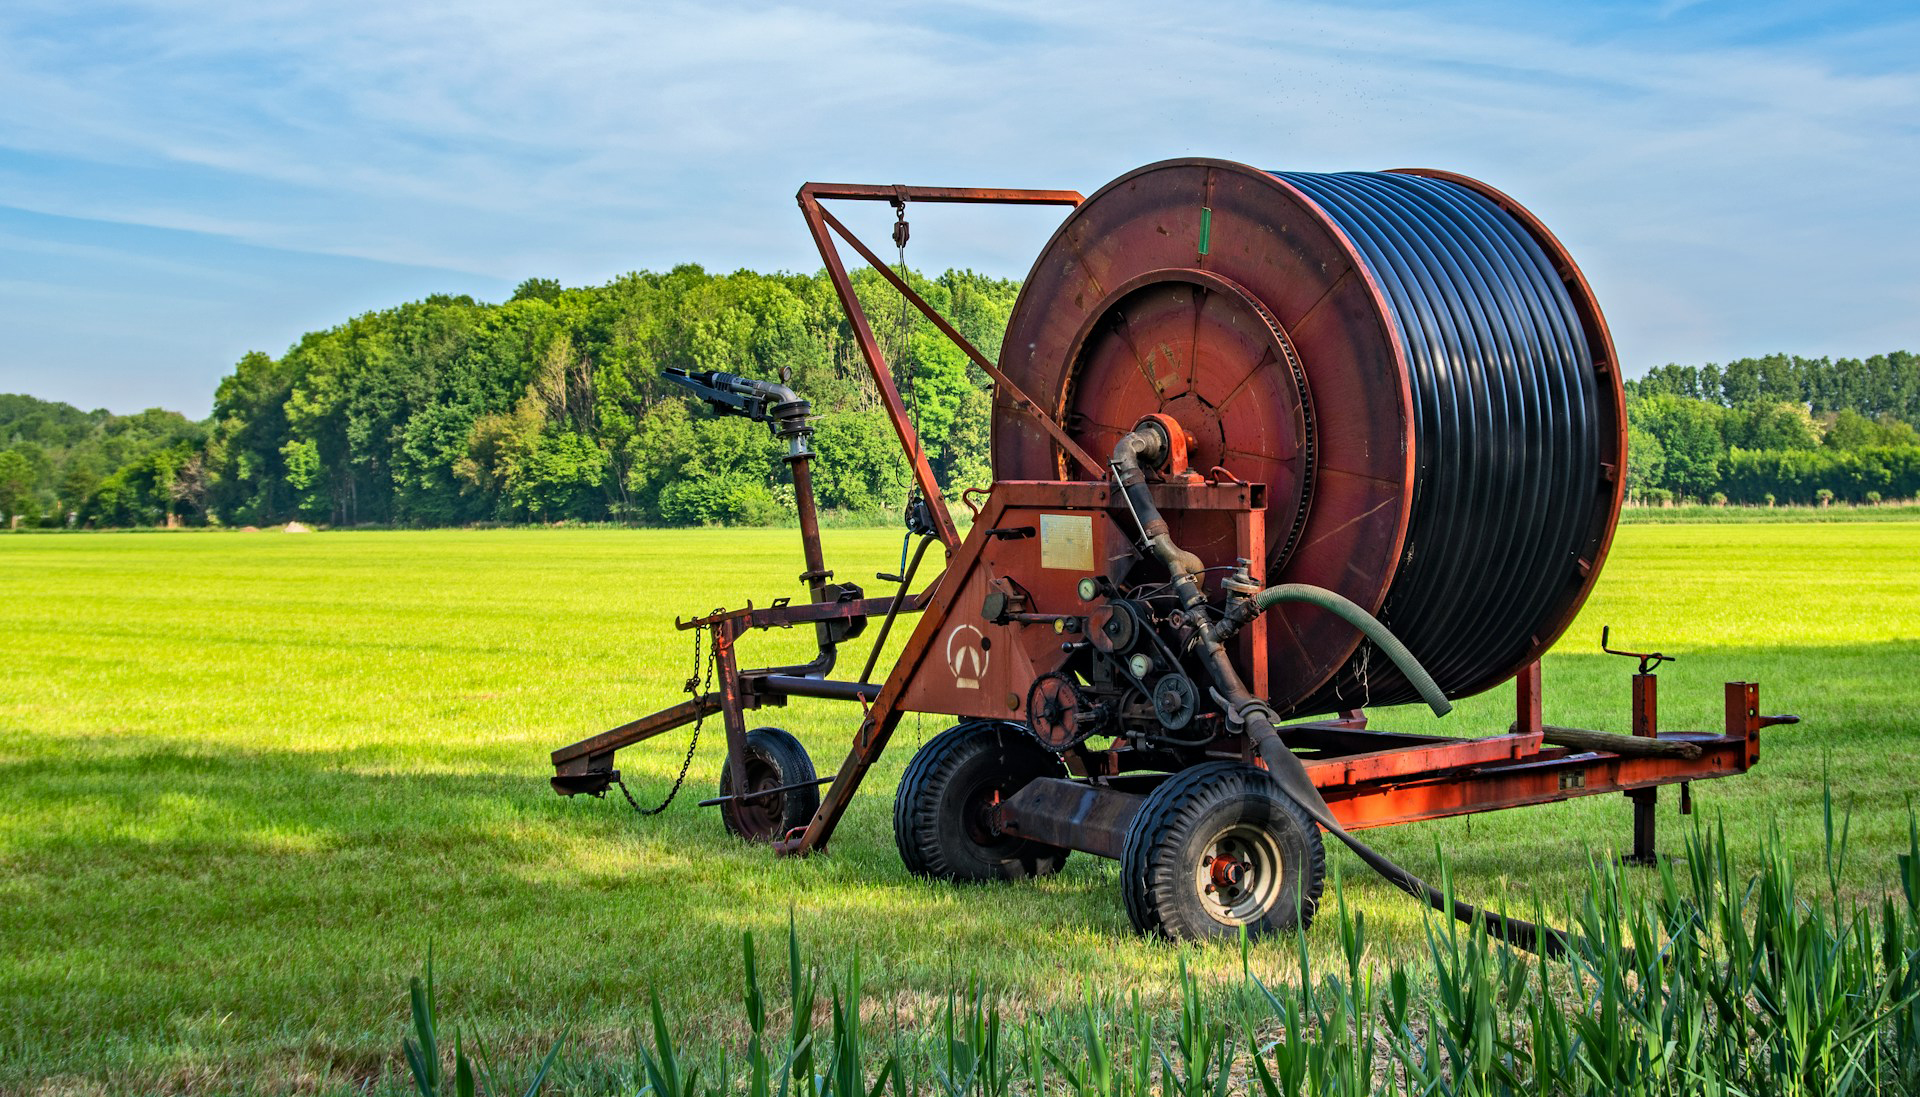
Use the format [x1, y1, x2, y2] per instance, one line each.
[1220, 584, 1451, 717]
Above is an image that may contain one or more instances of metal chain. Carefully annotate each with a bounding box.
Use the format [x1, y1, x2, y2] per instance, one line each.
[891, 199, 931, 535]
[893, 202, 917, 426]
[615, 618, 717, 816]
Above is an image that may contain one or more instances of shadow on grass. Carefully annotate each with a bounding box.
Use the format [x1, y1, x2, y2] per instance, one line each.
[4, 638, 1917, 1090]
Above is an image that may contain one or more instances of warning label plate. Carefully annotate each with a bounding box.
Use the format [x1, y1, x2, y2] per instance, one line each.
[1039, 513, 1094, 571]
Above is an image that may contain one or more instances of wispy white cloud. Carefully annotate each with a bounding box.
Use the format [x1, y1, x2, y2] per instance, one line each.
[1, 0, 1916, 410]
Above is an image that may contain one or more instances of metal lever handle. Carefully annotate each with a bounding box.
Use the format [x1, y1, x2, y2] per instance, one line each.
[1601, 625, 1674, 675]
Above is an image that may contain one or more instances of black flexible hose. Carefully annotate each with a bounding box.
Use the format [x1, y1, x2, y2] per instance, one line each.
[1271, 171, 1601, 711]
[1241, 705, 1567, 957]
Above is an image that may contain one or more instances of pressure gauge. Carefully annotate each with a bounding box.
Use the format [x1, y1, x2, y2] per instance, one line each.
[1127, 653, 1153, 679]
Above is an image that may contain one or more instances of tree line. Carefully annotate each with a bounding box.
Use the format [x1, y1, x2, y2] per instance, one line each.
[1, 266, 1014, 529]
[1625, 352, 1920, 505]
[2, 278, 1916, 528]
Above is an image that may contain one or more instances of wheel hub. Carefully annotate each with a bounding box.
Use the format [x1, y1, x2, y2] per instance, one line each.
[1206, 855, 1249, 891]
[1194, 824, 1285, 924]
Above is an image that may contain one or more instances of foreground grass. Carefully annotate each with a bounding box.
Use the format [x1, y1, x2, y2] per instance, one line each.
[415, 810, 1920, 1096]
[1, 522, 1917, 1092]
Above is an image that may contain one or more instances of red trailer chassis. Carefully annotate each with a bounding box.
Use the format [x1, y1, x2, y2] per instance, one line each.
[549, 182, 1795, 882]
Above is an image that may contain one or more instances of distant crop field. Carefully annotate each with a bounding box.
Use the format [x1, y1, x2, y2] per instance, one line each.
[2, 522, 1917, 1092]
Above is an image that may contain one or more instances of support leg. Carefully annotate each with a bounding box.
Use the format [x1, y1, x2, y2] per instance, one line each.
[714, 623, 750, 797]
[1622, 671, 1659, 866]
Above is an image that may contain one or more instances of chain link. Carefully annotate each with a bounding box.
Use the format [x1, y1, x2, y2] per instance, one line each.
[615, 615, 718, 816]
[890, 198, 933, 538]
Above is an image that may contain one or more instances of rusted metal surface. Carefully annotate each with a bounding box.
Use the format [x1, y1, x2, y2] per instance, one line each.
[1516, 660, 1542, 737]
[813, 205, 1105, 479]
[1316, 727, 1756, 831]
[776, 477, 1268, 854]
[994, 160, 1412, 714]
[1623, 671, 1660, 864]
[1727, 680, 1797, 764]
[678, 593, 914, 633]
[799, 183, 1084, 206]
[989, 688, 1768, 855]
[992, 777, 1141, 859]
[712, 623, 750, 797]
[750, 675, 882, 702]
[797, 191, 958, 547]
[993, 158, 1625, 718]
[552, 693, 725, 771]
[1300, 731, 1543, 788]
[774, 487, 1021, 854]
[551, 167, 1783, 919]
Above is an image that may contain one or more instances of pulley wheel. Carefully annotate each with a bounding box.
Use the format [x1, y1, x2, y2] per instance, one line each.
[1027, 672, 1095, 752]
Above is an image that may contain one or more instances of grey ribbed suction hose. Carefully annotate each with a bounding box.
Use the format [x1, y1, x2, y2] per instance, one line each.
[1243, 585, 1451, 717]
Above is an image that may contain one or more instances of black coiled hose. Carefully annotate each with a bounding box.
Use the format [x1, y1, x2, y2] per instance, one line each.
[1271, 171, 1602, 710]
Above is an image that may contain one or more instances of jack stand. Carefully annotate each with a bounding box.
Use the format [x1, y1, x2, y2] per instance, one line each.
[1621, 671, 1660, 866]
[1601, 629, 1674, 868]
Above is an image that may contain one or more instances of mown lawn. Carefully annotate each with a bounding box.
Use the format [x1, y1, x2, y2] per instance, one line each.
[1, 522, 1916, 1093]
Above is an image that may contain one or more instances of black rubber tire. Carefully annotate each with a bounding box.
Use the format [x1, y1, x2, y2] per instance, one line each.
[893, 721, 1072, 881]
[718, 727, 819, 842]
[1120, 762, 1325, 940]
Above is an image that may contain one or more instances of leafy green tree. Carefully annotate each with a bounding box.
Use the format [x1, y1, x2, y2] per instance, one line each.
[0, 449, 38, 525]
[1634, 394, 1725, 499]
[1726, 401, 1820, 451]
[1822, 410, 1879, 451]
[811, 410, 910, 513]
[207, 351, 294, 523]
[1625, 425, 1665, 501]
[509, 429, 608, 521]
[281, 439, 327, 518]
[512, 277, 564, 303]
[654, 417, 782, 525]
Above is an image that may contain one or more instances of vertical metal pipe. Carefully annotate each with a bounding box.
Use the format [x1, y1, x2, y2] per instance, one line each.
[715, 622, 749, 796]
[788, 452, 829, 599]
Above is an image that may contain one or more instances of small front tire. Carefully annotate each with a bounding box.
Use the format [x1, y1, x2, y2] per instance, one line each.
[719, 727, 820, 842]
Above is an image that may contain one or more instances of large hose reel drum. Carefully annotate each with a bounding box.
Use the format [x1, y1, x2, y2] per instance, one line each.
[992, 159, 1627, 716]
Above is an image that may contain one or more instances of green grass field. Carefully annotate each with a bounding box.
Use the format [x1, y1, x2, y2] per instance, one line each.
[3, 522, 1918, 1093]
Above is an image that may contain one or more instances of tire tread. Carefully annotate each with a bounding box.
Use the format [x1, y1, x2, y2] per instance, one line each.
[1121, 762, 1325, 939]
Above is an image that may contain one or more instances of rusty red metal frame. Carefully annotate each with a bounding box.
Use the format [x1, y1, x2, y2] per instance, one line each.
[794, 183, 1091, 548]
[552, 177, 1790, 878]
[993, 677, 1787, 859]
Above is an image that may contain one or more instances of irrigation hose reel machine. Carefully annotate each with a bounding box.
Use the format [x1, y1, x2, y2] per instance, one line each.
[549, 160, 1797, 945]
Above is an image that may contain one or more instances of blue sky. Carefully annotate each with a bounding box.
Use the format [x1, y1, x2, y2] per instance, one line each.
[2, 0, 1916, 416]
